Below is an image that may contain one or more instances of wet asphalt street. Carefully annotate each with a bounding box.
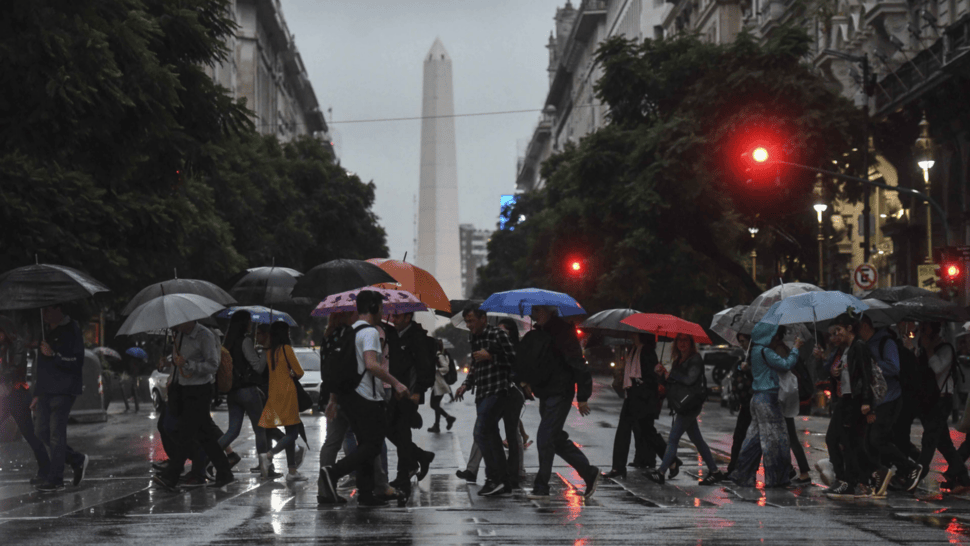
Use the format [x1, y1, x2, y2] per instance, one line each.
[3, 376, 970, 545]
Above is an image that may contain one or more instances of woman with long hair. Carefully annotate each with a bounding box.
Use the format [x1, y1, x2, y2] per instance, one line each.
[0, 322, 50, 482]
[258, 322, 306, 481]
[646, 334, 724, 485]
[217, 311, 270, 474]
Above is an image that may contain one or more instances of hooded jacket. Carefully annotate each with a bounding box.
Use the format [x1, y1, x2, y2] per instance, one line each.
[532, 315, 593, 402]
[750, 322, 800, 393]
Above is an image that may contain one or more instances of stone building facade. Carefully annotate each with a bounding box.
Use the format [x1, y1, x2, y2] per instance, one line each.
[460, 224, 491, 298]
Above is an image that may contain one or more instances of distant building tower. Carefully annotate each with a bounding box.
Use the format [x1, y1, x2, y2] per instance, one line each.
[416, 38, 461, 300]
[460, 224, 491, 298]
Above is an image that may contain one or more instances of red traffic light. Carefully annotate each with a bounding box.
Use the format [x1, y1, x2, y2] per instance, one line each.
[752, 147, 769, 163]
[946, 264, 960, 278]
[571, 261, 582, 272]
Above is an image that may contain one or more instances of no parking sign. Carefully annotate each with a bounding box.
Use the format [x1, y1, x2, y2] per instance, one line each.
[854, 263, 878, 291]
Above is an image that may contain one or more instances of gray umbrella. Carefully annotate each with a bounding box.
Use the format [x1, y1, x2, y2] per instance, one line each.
[122, 278, 235, 315]
[580, 308, 643, 336]
[116, 294, 226, 336]
[228, 266, 303, 306]
[893, 296, 970, 323]
[861, 285, 939, 303]
[0, 263, 110, 310]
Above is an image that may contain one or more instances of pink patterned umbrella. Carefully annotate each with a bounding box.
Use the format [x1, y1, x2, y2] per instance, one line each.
[311, 287, 428, 317]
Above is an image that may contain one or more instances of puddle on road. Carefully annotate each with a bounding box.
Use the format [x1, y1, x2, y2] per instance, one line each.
[894, 511, 970, 540]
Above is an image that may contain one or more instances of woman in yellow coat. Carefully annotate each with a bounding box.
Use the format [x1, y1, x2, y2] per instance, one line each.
[258, 322, 306, 481]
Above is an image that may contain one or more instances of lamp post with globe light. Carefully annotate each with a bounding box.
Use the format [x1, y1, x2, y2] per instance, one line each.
[814, 178, 828, 287]
[914, 113, 935, 262]
[748, 226, 759, 283]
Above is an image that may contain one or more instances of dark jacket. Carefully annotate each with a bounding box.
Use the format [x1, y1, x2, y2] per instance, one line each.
[392, 321, 436, 403]
[532, 315, 593, 402]
[837, 337, 874, 407]
[35, 319, 85, 396]
[628, 345, 661, 418]
[667, 353, 704, 390]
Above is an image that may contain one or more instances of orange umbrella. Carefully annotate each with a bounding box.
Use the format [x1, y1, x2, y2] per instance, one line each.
[366, 258, 451, 313]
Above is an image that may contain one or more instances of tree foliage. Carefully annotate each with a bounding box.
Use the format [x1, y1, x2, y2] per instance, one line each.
[476, 27, 864, 323]
[0, 0, 387, 308]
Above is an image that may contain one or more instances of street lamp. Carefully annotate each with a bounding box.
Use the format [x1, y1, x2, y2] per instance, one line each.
[814, 179, 828, 287]
[748, 227, 759, 283]
[914, 113, 934, 262]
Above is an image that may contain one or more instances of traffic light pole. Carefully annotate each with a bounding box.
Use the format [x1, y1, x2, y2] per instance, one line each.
[772, 160, 950, 246]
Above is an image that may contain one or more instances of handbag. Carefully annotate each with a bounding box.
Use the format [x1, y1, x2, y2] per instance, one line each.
[777, 370, 800, 418]
[666, 358, 707, 415]
[281, 348, 313, 413]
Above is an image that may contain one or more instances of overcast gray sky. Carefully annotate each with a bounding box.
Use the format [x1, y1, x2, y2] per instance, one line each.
[281, 0, 564, 261]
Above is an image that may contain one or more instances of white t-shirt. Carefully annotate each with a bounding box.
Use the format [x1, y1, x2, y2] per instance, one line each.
[353, 320, 384, 402]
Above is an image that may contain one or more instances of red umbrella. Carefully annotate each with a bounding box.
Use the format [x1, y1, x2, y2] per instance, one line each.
[619, 313, 712, 344]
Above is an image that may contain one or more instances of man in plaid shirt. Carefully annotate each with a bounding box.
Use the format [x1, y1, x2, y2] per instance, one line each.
[455, 306, 516, 496]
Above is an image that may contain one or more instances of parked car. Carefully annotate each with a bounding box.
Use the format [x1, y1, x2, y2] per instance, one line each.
[292, 347, 321, 411]
[699, 344, 744, 388]
[148, 364, 172, 411]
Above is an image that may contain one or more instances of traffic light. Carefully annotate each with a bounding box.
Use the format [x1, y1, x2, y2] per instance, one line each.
[738, 144, 781, 185]
[566, 258, 585, 277]
[936, 261, 963, 289]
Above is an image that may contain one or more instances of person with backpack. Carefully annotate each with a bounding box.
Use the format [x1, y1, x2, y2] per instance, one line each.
[215, 311, 272, 477]
[455, 305, 517, 496]
[858, 315, 922, 493]
[428, 338, 456, 433]
[318, 290, 411, 507]
[822, 313, 875, 496]
[915, 321, 970, 492]
[524, 305, 600, 500]
[257, 322, 307, 483]
[890, 321, 922, 463]
[728, 324, 803, 488]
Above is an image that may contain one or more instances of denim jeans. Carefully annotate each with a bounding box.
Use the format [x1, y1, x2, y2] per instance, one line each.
[319, 407, 389, 493]
[219, 386, 268, 453]
[34, 393, 84, 485]
[534, 393, 593, 493]
[474, 393, 509, 484]
[658, 407, 718, 474]
[1, 388, 50, 477]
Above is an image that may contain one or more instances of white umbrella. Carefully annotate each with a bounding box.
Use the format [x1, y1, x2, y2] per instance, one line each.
[738, 282, 823, 335]
[117, 294, 226, 336]
[710, 305, 747, 346]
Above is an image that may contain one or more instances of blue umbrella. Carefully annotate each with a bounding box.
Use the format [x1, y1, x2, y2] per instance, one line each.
[759, 291, 869, 327]
[217, 305, 298, 326]
[480, 288, 586, 318]
[125, 347, 148, 361]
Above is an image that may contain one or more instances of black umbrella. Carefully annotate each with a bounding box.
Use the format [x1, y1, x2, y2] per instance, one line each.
[228, 266, 303, 306]
[437, 298, 484, 317]
[861, 285, 939, 303]
[291, 259, 396, 300]
[0, 264, 110, 310]
[894, 296, 969, 323]
[122, 277, 236, 315]
[580, 308, 644, 336]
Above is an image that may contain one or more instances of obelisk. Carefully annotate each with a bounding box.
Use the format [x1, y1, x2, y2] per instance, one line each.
[416, 38, 461, 300]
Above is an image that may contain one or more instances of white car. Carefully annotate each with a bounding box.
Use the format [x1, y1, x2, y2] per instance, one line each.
[149, 365, 172, 410]
[292, 347, 321, 411]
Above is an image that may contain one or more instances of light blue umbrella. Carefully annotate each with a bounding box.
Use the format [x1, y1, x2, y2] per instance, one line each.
[217, 305, 298, 326]
[480, 288, 586, 318]
[759, 291, 869, 327]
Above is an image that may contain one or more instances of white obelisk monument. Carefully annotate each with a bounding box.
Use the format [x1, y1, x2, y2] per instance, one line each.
[416, 38, 461, 300]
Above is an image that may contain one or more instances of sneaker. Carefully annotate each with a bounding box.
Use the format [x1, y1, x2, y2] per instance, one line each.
[226, 452, 242, 469]
[358, 495, 390, 507]
[214, 473, 235, 488]
[317, 466, 346, 504]
[583, 467, 600, 499]
[526, 488, 550, 500]
[456, 469, 476, 483]
[72, 454, 89, 487]
[35, 481, 65, 492]
[872, 467, 895, 497]
[152, 474, 180, 493]
[905, 465, 923, 492]
[644, 469, 665, 485]
[427, 425, 441, 433]
[481, 483, 511, 497]
[604, 469, 627, 479]
[152, 460, 170, 471]
[294, 445, 306, 470]
[285, 472, 308, 483]
[699, 471, 726, 486]
[180, 474, 207, 488]
[478, 480, 504, 496]
[827, 480, 853, 495]
[416, 450, 435, 481]
[446, 416, 456, 430]
[791, 474, 812, 486]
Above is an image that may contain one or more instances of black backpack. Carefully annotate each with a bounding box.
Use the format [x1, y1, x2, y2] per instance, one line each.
[321, 324, 376, 395]
[443, 352, 458, 385]
[792, 359, 815, 403]
[513, 329, 559, 387]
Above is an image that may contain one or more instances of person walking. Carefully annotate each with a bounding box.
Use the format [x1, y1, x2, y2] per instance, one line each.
[217, 311, 272, 475]
[858, 315, 921, 493]
[728, 324, 803, 488]
[646, 333, 724, 486]
[455, 306, 517, 496]
[726, 332, 754, 475]
[258, 322, 307, 482]
[822, 313, 875, 495]
[120, 351, 143, 413]
[31, 305, 90, 492]
[525, 305, 599, 500]
[0, 321, 50, 484]
[427, 339, 456, 433]
[606, 333, 664, 479]
[318, 290, 411, 507]
[153, 319, 233, 492]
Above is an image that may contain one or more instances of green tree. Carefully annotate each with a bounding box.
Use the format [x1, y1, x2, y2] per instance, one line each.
[476, 27, 864, 322]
